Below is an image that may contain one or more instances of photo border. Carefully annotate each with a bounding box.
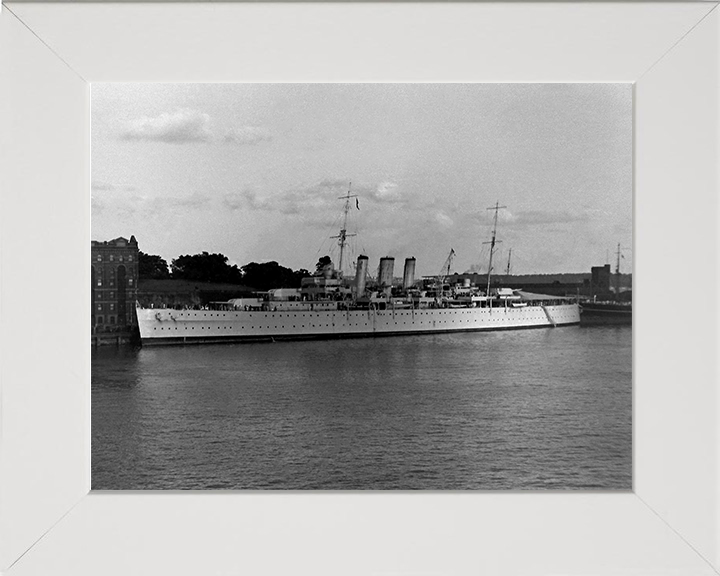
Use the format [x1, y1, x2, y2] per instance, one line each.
[1, 3, 718, 574]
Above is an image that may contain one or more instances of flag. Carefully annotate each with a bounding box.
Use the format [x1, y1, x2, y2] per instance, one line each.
[356, 198, 360, 210]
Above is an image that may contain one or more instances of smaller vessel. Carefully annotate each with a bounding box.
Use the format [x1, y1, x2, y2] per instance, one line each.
[580, 244, 632, 325]
[580, 300, 632, 324]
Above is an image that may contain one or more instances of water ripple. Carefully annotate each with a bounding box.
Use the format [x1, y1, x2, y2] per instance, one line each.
[92, 326, 631, 490]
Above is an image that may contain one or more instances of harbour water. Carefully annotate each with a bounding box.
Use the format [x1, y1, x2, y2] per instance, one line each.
[92, 325, 632, 490]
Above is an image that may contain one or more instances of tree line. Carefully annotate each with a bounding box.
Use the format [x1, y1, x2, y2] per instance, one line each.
[139, 251, 322, 291]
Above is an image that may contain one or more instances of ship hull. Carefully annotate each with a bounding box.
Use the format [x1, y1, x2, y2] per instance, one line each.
[137, 303, 581, 346]
[580, 302, 632, 325]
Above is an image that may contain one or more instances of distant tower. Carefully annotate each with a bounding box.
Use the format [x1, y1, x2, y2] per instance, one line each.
[591, 264, 611, 296]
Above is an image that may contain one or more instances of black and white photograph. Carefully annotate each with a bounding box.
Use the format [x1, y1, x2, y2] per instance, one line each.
[91, 83, 632, 490]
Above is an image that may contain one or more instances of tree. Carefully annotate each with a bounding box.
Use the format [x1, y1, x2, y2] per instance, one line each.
[293, 268, 311, 285]
[241, 261, 303, 291]
[315, 255, 332, 275]
[171, 252, 243, 283]
[138, 251, 170, 279]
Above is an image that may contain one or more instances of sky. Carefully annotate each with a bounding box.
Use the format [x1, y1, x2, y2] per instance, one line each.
[92, 83, 632, 278]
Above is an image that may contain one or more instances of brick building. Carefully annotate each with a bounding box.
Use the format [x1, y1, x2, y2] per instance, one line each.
[91, 236, 139, 332]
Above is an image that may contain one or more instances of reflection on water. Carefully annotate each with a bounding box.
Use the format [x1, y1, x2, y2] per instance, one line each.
[92, 326, 632, 490]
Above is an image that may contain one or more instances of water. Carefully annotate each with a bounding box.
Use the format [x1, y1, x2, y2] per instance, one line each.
[92, 326, 632, 490]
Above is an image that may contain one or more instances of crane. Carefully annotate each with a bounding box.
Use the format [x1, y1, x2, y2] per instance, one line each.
[436, 248, 456, 298]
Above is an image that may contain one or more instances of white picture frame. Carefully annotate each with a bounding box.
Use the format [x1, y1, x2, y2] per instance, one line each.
[1, 2, 718, 574]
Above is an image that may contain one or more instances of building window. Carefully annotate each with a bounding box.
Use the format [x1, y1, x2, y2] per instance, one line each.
[128, 255, 133, 261]
[110, 255, 114, 262]
[97, 279, 102, 287]
[119, 255, 124, 262]
[128, 278, 133, 286]
[110, 316, 116, 324]
[110, 303, 115, 311]
[97, 304, 102, 311]
[110, 291, 114, 299]
[97, 316, 104, 324]
[97, 255, 102, 261]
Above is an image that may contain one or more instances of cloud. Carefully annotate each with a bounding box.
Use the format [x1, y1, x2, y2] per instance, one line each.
[222, 193, 247, 211]
[92, 193, 212, 221]
[318, 179, 352, 190]
[375, 180, 398, 198]
[283, 179, 403, 206]
[223, 127, 272, 145]
[121, 109, 212, 143]
[475, 209, 591, 229]
[511, 210, 591, 227]
[120, 109, 273, 146]
[92, 181, 136, 192]
[222, 179, 411, 224]
[223, 180, 352, 215]
[497, 208, 517, 223]
[234, 188, 322, 215]
[91, 195, 105, 214]
[163, 194, 211, 209]
[435, 211, 454, 227]
[236, 190, 276, 212]
[366, 180, 405, 205]
[91, 192, 146, 219]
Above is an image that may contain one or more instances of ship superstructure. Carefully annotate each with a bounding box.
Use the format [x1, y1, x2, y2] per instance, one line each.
[136, 197, 580, 345]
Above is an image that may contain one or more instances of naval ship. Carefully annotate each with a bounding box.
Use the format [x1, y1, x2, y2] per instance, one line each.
[136, 195, 580, 345]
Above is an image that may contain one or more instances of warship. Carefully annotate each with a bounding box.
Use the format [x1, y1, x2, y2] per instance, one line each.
[136, 194, 580, 345]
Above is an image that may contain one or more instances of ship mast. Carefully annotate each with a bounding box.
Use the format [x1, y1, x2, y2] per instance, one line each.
[505, 248, 513, 277]
[615, 242, 621, 296]
[483, 201, 506, 296]
[331, 183, 357, 277]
